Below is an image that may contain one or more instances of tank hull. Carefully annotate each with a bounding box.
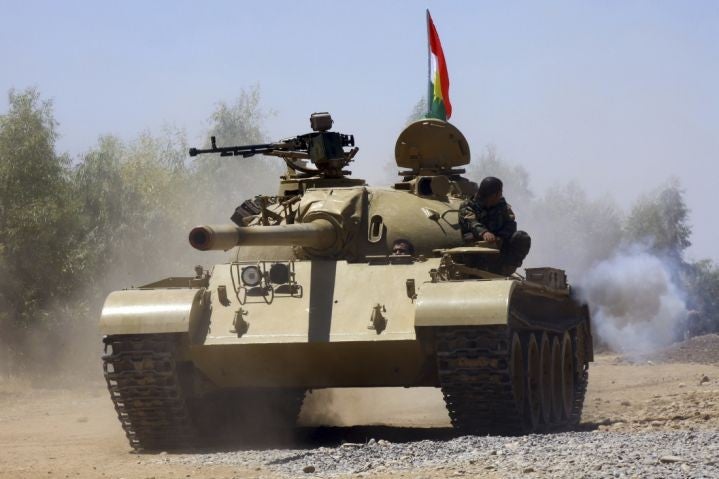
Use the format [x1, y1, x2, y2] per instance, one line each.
[101, 257, 590, 387]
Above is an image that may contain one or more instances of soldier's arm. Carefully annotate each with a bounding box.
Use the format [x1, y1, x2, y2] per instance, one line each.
[459, 201, 480, 234]
[460, 202, 493, 239]
[472, 222, 490, 239]
[495, 204, 518, 241]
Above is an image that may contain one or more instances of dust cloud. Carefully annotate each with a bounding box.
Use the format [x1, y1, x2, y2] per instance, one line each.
[299, 388, 449, 428]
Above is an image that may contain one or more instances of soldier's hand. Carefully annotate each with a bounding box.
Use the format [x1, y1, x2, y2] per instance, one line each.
[482, 232, 496, 242]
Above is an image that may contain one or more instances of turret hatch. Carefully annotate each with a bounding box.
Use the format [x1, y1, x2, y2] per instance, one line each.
[394, 119, 470, 175]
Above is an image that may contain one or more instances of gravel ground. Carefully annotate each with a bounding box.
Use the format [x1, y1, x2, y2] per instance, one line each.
[158, 430, 719, 478]
[3, 351, 718, 479]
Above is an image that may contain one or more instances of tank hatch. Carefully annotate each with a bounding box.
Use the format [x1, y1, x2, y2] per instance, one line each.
[394, 119, 470, 176]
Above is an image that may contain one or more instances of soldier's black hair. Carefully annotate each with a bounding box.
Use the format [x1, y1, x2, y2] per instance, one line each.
[477, 176, 503, 200]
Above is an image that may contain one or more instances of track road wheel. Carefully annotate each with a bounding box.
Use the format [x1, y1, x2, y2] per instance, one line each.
[524, 333, 541, 431]
[550, 335, 563, 424]
[560, 332, 575, 420]
[538, 332, 552, 427]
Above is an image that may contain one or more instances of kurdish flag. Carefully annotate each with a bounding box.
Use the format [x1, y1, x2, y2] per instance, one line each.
[426, 10, 452, 120]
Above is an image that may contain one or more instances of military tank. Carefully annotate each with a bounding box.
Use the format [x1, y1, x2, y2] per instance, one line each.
[100, 113, 593, 450]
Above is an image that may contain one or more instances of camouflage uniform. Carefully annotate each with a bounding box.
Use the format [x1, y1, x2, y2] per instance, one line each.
[459, 197, 531, 271]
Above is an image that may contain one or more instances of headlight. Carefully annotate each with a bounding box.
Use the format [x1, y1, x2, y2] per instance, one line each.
[241, 266, 262, 287]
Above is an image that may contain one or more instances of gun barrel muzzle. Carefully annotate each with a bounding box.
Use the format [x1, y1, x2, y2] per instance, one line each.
[188, 219, 337, 251]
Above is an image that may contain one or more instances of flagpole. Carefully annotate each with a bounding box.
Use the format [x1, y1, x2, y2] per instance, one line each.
[426, 9, 431, 117]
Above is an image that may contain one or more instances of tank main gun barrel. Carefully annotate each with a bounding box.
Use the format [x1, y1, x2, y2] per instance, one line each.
[188, 219, 337, 251]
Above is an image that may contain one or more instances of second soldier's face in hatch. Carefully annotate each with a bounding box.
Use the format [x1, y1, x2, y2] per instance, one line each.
[392, 241, 411, 255]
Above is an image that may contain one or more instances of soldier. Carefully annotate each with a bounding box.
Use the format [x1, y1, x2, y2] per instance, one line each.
[392, 238, 415, 256]
[460, 176, 531, 274]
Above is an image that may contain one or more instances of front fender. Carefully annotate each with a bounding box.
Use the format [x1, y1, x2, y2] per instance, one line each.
[414, 279, 517, 326]
[100, 288, 209, 335]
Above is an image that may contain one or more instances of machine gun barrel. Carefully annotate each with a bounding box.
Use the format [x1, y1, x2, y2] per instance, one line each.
[188, 220, 337, 251]
[188, 136, 280, 158]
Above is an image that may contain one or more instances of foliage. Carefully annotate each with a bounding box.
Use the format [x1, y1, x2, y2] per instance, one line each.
[0, 89, 81, 336]
[72, 86, 281, 291]
[683, 260, 719, 332]
[73, 129, 196, 289]
[193, 85, 282, 222]
[624, 179, 692, 258]
[205, 85, 267, 146]
[0, 86, 280, 370]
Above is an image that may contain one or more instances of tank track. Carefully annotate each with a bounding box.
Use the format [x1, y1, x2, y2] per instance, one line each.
[569, 366, 589, 426]
[436, 326, 524, 434]
[103, 334, 195, 450]
[568, 323, 590, 426]
[436, 325, 589, 435]
[103, 334, 307, 450]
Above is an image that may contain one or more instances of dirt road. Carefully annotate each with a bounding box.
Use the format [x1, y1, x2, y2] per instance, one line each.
[1, 353, 718, 478]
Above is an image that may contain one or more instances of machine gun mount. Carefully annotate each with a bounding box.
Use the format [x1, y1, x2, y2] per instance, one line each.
[189, 112, 358, 179]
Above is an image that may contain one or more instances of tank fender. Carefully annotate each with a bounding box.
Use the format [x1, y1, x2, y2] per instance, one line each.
[415, 280, 516, 326]
[99, 288, 209, 336]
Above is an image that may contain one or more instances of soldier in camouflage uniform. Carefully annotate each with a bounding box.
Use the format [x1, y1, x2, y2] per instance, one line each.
[459, 176, 531, 274]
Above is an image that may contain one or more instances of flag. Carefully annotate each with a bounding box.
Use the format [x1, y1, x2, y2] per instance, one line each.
[427, 10, 452, 120]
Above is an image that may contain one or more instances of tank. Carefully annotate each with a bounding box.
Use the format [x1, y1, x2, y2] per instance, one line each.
[100, 114, 593, 450]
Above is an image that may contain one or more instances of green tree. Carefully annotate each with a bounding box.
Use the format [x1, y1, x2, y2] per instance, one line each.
[73, 128, 199, 289]
[193, 85, 281, 223]
[73, 87, 278, 292]
[72, 135, 124, 281]
[206, 85, 267, 146]
[683, 260, 719, 333]
[0, 88, 81, 356]
[624, 179, 691, 258]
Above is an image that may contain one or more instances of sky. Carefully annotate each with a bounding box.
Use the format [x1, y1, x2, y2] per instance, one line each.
[2, 0, 717, 261]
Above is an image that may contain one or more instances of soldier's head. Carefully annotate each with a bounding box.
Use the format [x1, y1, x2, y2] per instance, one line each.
[476, 176, 503, 206]
[392, 238, 415, 256]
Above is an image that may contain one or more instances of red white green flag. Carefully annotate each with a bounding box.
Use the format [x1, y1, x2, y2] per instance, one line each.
[427, 10, 452, 120]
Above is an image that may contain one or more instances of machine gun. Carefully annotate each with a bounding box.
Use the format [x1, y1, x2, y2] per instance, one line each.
[189, 112, 358, 179]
